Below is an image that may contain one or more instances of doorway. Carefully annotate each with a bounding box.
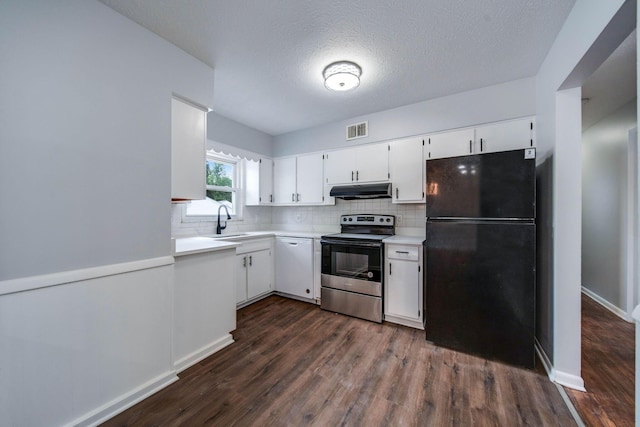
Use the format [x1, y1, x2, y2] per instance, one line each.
[573, 29, 637, 425]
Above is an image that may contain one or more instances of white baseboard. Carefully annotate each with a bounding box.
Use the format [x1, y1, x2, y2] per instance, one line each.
[69, 371, 179, 427]
[535, 338, 586, 391]
[581, 287, 631, 322]
[384, 314, 424, 330]
[550, 368, 586, 392]
[174, 334, 235, 373]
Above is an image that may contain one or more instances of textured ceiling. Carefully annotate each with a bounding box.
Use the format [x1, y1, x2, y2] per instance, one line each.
[99, 0, 576, 136]
[582, 30, 637, 131]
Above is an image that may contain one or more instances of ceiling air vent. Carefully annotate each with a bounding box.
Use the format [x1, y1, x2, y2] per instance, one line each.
[346, 121, 368, 141]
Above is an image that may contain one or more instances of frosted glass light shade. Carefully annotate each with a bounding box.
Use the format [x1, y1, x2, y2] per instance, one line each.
[323, 61, 361, 91]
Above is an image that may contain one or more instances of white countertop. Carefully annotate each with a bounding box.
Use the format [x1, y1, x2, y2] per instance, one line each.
[173, 237, 240, 257]
[174, 230, 424, 255]
[383, 235, 425, 245]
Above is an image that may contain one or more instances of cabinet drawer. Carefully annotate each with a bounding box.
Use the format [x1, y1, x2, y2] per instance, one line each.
[387, 245, 419, 261]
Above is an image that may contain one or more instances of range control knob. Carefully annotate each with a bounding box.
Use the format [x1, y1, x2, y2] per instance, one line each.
[379, 218, 384, 222]
[386, 218, 391, 222]
[348, 217, 353, 221]
[343, 217, 347, 222]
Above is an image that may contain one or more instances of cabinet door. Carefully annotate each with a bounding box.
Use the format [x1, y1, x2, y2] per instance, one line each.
[296, 153, 324, 204]
[355, 143, 388, 183]
[273, 157, 297, 204]
[386, 259, 421, 321]
[247, 249, 272, 299]
[245, 158, 274, 206]
[275, 237, 314, 299]
[425, 128, 475, 160]
[171, 98, 206, 200]
[236, 255, 248, 304]
[476, 118, 534, 154]
[325, 148, 356, 184]
[389, 138, 424, 203]
[259, 158, 274, 204]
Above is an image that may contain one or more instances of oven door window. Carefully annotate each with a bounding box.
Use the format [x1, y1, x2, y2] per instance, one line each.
[322, 243, 381, 282]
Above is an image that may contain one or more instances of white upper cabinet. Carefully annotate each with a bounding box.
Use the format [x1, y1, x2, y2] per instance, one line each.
[171, 97, 206, 200]
[325, 143, 389, 184]
[273, 153, 325, 205]
[296, 153, 324, 204]
[425, 117, 535, 161]
[245, 158, 273, 206]
[475, 117, 535, 154]
[389, 137, 424, 203]
[324, 147, 354, 184]
[273, 157, 297, 204]
[425, 128, 475, 160]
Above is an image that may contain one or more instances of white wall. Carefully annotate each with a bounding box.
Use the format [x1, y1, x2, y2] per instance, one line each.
[0, 1, 217, 425]
[273, 77, 535, 156]
[208, 112, 273, 157]
[535, 0, 633, 390]
[0, 0, 214, 281]
[582, 100, 637, 312]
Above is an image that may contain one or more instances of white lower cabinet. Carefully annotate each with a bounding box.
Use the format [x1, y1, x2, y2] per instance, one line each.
[173, 248, 236, 372]
[275, 237, 314, 300]
[384, 242, 423, 329]
[236, 238, 274, 306]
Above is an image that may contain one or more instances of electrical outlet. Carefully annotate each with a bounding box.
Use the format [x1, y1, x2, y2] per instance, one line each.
[396, 215, 402, 224]
[296, 214, 302, 222]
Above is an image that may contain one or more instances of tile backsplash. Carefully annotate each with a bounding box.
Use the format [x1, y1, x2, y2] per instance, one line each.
[172, 199, 425, 237]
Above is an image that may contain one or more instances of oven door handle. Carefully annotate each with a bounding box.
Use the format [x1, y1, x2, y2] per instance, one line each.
[320, 239, 382, 248]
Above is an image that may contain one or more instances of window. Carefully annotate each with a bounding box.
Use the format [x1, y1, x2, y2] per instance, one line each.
[184, 153, 242, 219]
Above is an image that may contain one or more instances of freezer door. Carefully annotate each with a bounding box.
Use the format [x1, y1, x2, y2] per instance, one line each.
[425, 220, 535, 369]
[425, 149, 535, 219]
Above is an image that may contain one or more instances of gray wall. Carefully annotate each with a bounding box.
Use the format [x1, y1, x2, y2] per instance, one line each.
[0, 0, 215, 281]
[582, 100, 637, 310]
[536, 156, 555, 362]
[534, 0, 632, 385]
[208, 112, 273, 157]
[273, 78, 535, 156]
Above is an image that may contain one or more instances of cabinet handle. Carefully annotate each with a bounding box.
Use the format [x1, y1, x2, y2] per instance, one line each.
[351, 171, 354, 181]
[356, 170, 359, 181]
[396, 188, 399, 199]
[480, 138, 484, 152]
[395, 250, 409, 254]
[296, 193, 300, 202]
[270, 194, 273, 203]
[291, 193, 295, 202]
[249, 255, 252, 266]
[469, 140, 472, 153]
[389, 262, 392, 275]
[243, 256, 247, 267]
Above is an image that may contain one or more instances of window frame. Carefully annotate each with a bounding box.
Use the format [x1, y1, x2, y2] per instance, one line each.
[181, 152, 244, 222]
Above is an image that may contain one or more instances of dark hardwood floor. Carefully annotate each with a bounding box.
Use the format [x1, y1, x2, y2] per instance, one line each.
[104, 296, 576, 426]
[564, 294, 635, 427]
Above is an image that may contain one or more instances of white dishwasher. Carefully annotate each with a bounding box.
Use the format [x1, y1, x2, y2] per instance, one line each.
[275, 237, 314, 300]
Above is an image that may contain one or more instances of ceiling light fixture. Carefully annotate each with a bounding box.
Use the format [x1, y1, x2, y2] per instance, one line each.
[323, 61, 362, 92]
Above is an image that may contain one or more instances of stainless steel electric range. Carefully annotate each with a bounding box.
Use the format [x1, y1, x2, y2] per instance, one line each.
[320, 214, 395, 323]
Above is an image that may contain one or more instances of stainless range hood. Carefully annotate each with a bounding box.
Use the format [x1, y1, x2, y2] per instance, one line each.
[329, 183, 392, 200]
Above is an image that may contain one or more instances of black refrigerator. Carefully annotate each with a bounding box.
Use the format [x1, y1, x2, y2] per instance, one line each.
[424, 148, 536, 369]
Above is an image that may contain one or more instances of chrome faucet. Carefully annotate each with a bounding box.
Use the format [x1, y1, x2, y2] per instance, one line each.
[216, 205, 231, 234]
